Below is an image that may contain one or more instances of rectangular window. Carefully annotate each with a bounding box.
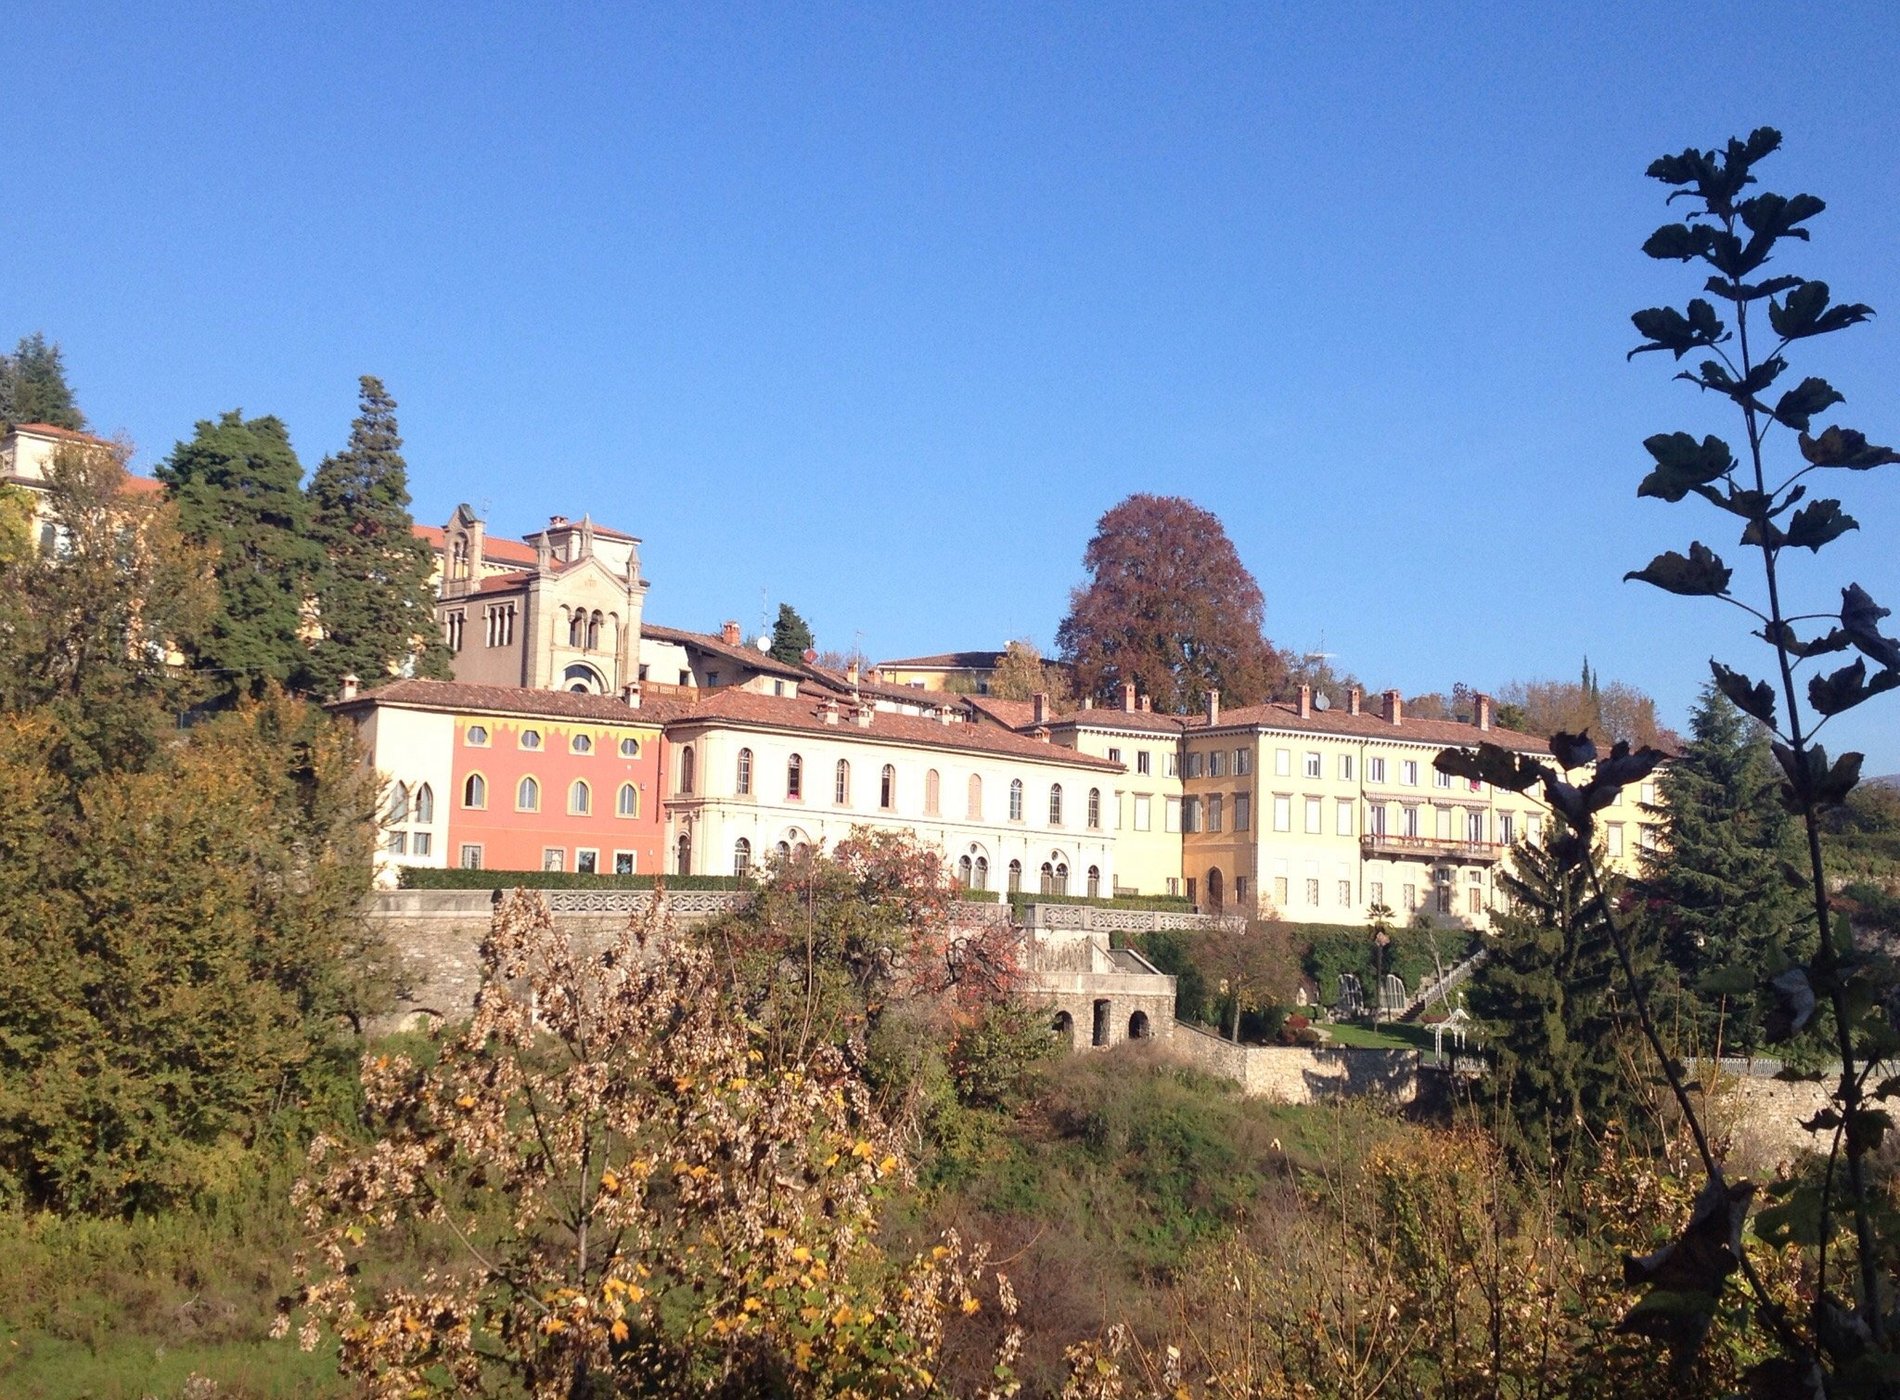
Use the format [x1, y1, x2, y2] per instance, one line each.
[1369, 756, 1387, 783]
[1207, 794, 1223, 832]
[1370, 880, 1384, 906]
[1275, 748, 1291, 776]
[1438, 884, 1454, 914]
[1607, 822, 1625, 857]
[1338, 754, 1354, 782]
[1499, 812, 1516, 844]
[1338, 880, 1352, 906]
[1273, 794, 1292, 831]
[1234, 875, 1248, 903]
[1165, 797, 1182, 833]
[412, 832, 432, 856]
[1640, 782, 1657, 805]
[1336, 799, 1354, 836]
[386, 830, 408, 854]
[1402, 805, 1420, 837]
[1186, 752, 1204, 779]
[1305, 878, 1320, 905]
[1137, 750, 1152, 775]
[1274, 875, 1289, 905]
[1640, 824, 1659, 852]
[1234, 794, 1251, 831]
[1304, 752, 1321, 779]
[576, 849, 598, 874]
[1209, 751, 1226, 777]
[1108, 747, 1122, 764]
[1433, 769, 1452, 789]
[1403, 882, 1417, 911]
[1166, 753, 1179, 777]
[614, 851, 636, 874]
[1183, 797, 1201, 833]
[1369, 803, 1387, 836]
[1468, 886, 1483, 916]
[1401, 760, 1419, 786]
[1134, 794, 1152, 831]
[459, 843, 483, 869]
[1529, 814, 1544, 843]
[1436, 806, 1453, 840]
[542, 848, 565, 872]
[1466, 809, 1485, 843]
[1304, 796, 1322, 833]
[1166, 877, 1180, 897]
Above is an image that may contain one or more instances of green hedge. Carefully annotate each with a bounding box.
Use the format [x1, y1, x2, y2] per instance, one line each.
[1006, 891, 1193, 914]
[398, 868, 746, 892]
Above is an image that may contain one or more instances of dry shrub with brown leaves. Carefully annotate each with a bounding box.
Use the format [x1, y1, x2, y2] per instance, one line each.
[279, 889, 1020, 1398]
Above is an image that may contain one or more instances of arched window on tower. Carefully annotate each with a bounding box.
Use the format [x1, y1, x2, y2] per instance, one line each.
[568, 611, 586, 647]
[414, 783, 434, 824]
[586, 610, 601, 649]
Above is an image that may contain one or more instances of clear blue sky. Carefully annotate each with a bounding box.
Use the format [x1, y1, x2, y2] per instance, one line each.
[10, 2, 1900, 770]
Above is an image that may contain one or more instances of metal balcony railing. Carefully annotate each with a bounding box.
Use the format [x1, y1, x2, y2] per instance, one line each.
[1359, 833, 1504, 863]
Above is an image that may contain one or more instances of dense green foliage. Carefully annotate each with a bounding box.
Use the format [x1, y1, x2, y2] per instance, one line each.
[306, 376, 449, 694]
[159, 411, 323, 702]
[0, 332, 86, 431]
[1641, 684, 1800, 1053]
[1007, 889, 1191, 912]
[768, 600, 814, 664]
[1468, 830, 1652, 1169]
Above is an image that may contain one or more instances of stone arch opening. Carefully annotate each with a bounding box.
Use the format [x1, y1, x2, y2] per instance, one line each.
[1128, 1010, 1151, 1040]
[1052, 1009, 1074, 1043]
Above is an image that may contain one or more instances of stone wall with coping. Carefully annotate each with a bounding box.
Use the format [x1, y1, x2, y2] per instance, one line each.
[1169, 1024, 1420, 1104]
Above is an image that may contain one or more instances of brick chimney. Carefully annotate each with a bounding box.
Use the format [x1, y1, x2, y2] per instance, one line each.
[1296, 684, 1312, 719]
[1475, 693, 1494, 732]
[1032, 691, 1048, 724]
[1346, 685, 1362, 717]
[846, 662, 860, 687]
[339, 673, 359, 702]
[721, 619, 741, 645]
[1382, 689, 1403, 725]
[1122, 680, 1137, 712]
[1082, 695, 1094, 710]
[1206, 688, 1220, 725]
[621, 681, 642, 710]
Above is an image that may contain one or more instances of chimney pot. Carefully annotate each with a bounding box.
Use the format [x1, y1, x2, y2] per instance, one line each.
[339, 673, 359, 702]
[1207, 688, 1221, 725]
[1382, 689, 1403, 725]
[720, 619, 741, 645]
[1297, 684, 1312, 719]
[1476, 693, 1495, 732]
[846, 663, 860, 686]
[1032, 691, 1048, 724]
[1346, 685, 1362, 717]
[1122, 681, 1136, 712]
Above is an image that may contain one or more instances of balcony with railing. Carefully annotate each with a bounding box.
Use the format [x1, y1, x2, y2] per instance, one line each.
[1360, 832, 1504, 864]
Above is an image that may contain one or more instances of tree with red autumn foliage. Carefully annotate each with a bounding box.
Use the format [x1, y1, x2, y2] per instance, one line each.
[1056, 494, 1284, 713]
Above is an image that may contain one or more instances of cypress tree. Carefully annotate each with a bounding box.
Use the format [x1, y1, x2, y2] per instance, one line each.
[159, 411, 322, 701]
[2, 332, 86, 431]
[307, 377, 449, 693]
[1641, 682, 1800, 1054]
[769, 603, 815, 665]
[1468, 830, 1649, 1171]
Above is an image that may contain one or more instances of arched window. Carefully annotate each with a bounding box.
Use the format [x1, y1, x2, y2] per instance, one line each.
[617, 783, 638, 818]
[520, 729, 542, 750]
[568, 611, 586, 647]
[516, 776, 540, 812]
[462, 773, 486, 809]
[776, 840, 791, 860]
[1087, 865, 1101, 898]
[619, 737, 639, 758]
[1007, 859, 1023, 894]
[879, 764, 896, 810]
[967, 774, 983, 820]
[1008, 779, 1024, 821]
[1087, 788, 1101, 829]
[925, 769, 941, 815]
[388, 782, 410, 825]
[569, 780, 590, 815]
[733, 838, 752, 878]
[1040, 861, 1054, 895]
[1054, 862, 1069, 896]
[787, 753, 803, 800]
[571, 732, 593, 755]
[678, 746, 695, 795]
[414, 783, 434, 824]
[676, 833, 692, 875]
[958, 855, 973, 887]
[974, 856, 989, 891]
[736, 747, 753, 795]
[1049, 784, 1064, 825]
[586, 610, 601, 649]
[451, 537, 469, 579]
[834, 758, 850, 804]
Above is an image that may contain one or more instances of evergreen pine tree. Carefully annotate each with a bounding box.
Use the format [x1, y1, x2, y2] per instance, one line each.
[769, 602, 815, 665]
[159, 411, 323, 701]
[306, 377, 449, 693]
[1468, 830, 1650, 1170]
[3, 332, 86, 431]
[1641, 682, 1800, 1054]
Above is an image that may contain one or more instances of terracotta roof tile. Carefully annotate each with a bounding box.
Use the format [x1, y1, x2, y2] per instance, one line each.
[641, 622, 810, 680]
[673, 688, 1124, 771]
[964, 695, 1039, 728]
[877, 650, 1005, 670]
[329, 677, 686, 726]
[7, 422, 113, 446]
[1188, 700, 1547, 752]
[411, 523, 540, 567]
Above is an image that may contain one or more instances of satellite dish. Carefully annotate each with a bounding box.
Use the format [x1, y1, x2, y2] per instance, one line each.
[1313, 692, 1331, 711]
[754, 635, 771, 652]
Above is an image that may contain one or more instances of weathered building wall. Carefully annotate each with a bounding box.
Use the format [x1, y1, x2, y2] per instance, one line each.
[1170, 1025, 1420, 1104]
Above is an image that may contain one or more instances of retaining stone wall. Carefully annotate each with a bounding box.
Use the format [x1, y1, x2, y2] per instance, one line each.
[1169, 1025, 1420, 1104]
